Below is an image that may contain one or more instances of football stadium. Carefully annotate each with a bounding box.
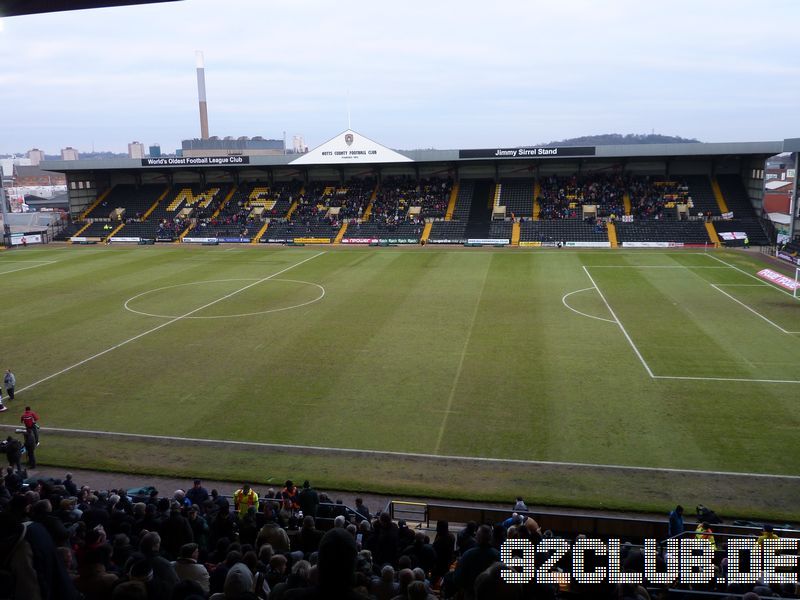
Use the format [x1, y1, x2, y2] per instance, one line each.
[2, 1, 800, 599]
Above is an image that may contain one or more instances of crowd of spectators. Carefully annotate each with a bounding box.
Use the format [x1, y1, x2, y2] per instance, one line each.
[370, 177, 452, 223]
[157, 218, 190, 241]
[191, 197, 257, 240]
[538, 174, 626, 220]
[628, 177, 690, 220]
[1, 469, 798, 599]
[290, 181, 374, 226]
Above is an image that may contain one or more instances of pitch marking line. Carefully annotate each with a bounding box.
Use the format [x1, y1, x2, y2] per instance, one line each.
[6, 424, 800, 481]
[434, 261, 490, 454]
[582, 266, 655, 378]
[588, 265, 729, 268]
[561, 288, 616, 323]
[0, 261, 57, 275]
[705, 253, 800, 300]
[582, 265, 800, 384]
[710, 284, 800, 335]
[123, 278, 326, 319]
[15, 252, 326, 396]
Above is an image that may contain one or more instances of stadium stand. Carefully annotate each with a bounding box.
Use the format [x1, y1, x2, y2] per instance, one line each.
[371, 176, 452, 222]
[714, 174, 772, 245]
[427, 221, 468, 244]
[76, 221, 119, 239]
[615, 221, 712, 245]
[148, 184, 233, 224]
[54, 221, 85, 241]
[260, 180, 375, 243]
[3, 468, 798, 600]
[488, 221, 513, 241]
[683, 175, 721, 217]
[450, 179, 475, 221]
[236, 180, 302, 220]
[82, 184, 166, 221]
[519, 220, 610, 244]
[113, 221, 160, 241]
[463, 179, 495, 240]
[627, 177, 691, 220]
[52, 173, 776, 248]
[538, 173, 626, 220]
[495, 178, 535, 218]
[341, 220, 423, 244]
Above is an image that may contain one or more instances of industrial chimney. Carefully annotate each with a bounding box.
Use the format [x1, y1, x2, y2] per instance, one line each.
[196, 51, 209, 140]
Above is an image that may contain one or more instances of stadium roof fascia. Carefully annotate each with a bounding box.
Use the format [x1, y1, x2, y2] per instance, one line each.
[41, 140, 789, 173]
[1, 1, 181, 18]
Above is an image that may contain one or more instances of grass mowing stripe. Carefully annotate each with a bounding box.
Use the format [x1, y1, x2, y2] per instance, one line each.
[15, 251, 325, 397]
[582, 265, 655, 378]
[7, 424, 800, 480]
[433, 255, 491, 454]
[710, 284, 797, 335]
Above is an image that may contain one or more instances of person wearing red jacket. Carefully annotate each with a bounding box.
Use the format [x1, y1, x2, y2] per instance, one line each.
[21, 406, 40, 445]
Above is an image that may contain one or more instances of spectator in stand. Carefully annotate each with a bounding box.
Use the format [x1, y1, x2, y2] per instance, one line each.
[74, 543, 119, 599]
[23, 428, 36, 469]
[269, 560, 311, 600]
[21, 405, 40, 445]
[63, 472, 78, 496]
[297, 515, 325, 557]
[282, 480, 299, 512]
[285, 527, 367, 599]
[402, 531, 436, 578]
[354, 497, 371, 521]
[4, 369, 15, 402]
[297, 480, 319, 518]
[186, 478, 210, 506]
[453, 525, 500, 600]
[173, 542, 210, 593]
[161, 502, 194, 559]
[369, 511, 400, 566]
[668, 505, 684, 539]
[3, 435, 23, 473]
[233, 483, 258, 519]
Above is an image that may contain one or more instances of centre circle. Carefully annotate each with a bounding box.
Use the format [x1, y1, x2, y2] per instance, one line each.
[123, 278, 325, 319]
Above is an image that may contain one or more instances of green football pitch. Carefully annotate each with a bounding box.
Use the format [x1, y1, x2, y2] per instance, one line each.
[2, 245, 799, 518]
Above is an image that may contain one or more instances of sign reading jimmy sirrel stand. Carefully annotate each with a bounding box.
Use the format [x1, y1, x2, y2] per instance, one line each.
[459, 146, 596, 159]
[290, 129, 413, 165]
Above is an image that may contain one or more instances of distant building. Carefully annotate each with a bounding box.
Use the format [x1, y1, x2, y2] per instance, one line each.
[128, 141, 145, 159]
[763, 153, 795, 214]
[292, 135, 307, 154]
[148, 144, 161, 158]
[27, 149, 45, 166]
[13, 165, 67, 186]
[181, 136, 284, 157]
[61, 147, 79, 161]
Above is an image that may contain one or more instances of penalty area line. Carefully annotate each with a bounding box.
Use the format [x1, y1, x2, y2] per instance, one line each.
[4, 424, 800, 481]
[582, 266, 655, 378]
[14, 251, 326, 397]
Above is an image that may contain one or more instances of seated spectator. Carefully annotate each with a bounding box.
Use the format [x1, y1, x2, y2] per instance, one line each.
[173, 542, 210, 593]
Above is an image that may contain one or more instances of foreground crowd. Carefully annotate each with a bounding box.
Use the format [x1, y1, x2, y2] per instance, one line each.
[1, 473, 798, 600]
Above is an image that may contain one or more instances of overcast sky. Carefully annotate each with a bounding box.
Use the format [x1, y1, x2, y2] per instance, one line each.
[0, 0, 798, 155]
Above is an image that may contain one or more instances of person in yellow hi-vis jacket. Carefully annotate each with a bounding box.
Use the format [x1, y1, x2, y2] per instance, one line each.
[695, 522, 718, 550]
[756, 524, 779, 546]
[233, 483, 259, 520]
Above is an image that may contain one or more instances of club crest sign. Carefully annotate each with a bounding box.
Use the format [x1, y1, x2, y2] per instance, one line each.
[290, 129, 413, 164]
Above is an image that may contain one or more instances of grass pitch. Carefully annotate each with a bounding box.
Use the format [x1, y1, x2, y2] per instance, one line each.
[1, 245, 799, 519]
